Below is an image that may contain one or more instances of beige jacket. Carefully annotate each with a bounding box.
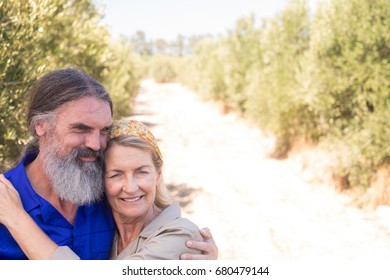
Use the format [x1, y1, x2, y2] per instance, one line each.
[110, 202, 203, 260]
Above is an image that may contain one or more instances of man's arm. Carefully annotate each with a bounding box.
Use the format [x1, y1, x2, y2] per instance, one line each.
[180, 227, 218, 260]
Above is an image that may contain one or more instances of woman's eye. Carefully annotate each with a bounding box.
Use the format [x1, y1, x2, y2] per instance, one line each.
[135, 169, 151, 177]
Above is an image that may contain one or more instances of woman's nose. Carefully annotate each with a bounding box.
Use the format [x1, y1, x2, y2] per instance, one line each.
[122, 175, 139, 192]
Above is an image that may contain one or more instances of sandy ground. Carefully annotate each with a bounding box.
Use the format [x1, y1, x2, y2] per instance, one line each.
[129, 79, 390, 260]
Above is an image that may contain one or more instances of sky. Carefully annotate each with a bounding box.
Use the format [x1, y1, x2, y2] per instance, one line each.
[94, 0, 318, 41]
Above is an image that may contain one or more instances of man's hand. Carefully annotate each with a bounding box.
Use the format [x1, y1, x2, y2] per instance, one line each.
[180, 227, 218, 260]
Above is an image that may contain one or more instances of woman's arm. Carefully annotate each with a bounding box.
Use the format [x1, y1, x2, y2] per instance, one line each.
[0, 174, 79, 260]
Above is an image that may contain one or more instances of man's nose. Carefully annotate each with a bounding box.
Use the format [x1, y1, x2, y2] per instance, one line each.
[85, 131, 101, 151]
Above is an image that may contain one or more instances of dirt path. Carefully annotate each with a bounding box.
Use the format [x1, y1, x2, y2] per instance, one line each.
[129, 79, 390, 260]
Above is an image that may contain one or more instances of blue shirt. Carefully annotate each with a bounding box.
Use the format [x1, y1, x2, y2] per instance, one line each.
[0, 153, 115, 260]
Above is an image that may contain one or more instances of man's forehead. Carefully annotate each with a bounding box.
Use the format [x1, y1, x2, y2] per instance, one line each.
[55, 97, 112, 125]
[57, 97, 111, 113]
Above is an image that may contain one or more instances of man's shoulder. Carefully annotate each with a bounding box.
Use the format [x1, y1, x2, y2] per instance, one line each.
[4, 160, 23, 182]
[3, 153, 37, 190]
[5, 152, 36, 172]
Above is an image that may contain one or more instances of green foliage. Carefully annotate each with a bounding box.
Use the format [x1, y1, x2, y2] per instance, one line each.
[1, 0, 56, 170]
[102, 38, 140, 118]
[223, 15, 262, 111]
[149, 55, 177, 83]
[0, 0, 140, 171]
[184, 38, 228, 100]
[304, 0, 390, 187]
[179, 17, 262, 110]
[244, 0, 310, 152]
[35, 0, 109, 78]
[179, 0, 389, 191]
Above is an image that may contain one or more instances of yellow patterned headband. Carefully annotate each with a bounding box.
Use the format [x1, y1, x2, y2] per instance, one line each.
[108, 119, 163, 161]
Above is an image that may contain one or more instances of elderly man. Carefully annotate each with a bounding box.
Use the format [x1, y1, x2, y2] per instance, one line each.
[0, 68, 217, 260]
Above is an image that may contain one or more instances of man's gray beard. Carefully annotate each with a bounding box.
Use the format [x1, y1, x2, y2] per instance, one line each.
[40, 139, 105, 206]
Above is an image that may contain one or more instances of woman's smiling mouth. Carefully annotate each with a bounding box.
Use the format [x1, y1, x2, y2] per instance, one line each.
[121, 196, 143, 202]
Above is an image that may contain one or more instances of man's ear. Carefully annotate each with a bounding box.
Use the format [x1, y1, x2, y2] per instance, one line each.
[34, 120, 50, 137]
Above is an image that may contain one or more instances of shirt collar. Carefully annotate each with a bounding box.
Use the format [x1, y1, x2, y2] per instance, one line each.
[5, 153, 41, 212]
[139, 202, 181, 238]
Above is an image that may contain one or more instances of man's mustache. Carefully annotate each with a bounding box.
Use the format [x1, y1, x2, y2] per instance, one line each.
[74, 147, 104, 162]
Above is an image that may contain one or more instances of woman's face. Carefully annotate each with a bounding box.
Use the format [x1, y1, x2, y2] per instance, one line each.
[104, 144, 160, 222]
